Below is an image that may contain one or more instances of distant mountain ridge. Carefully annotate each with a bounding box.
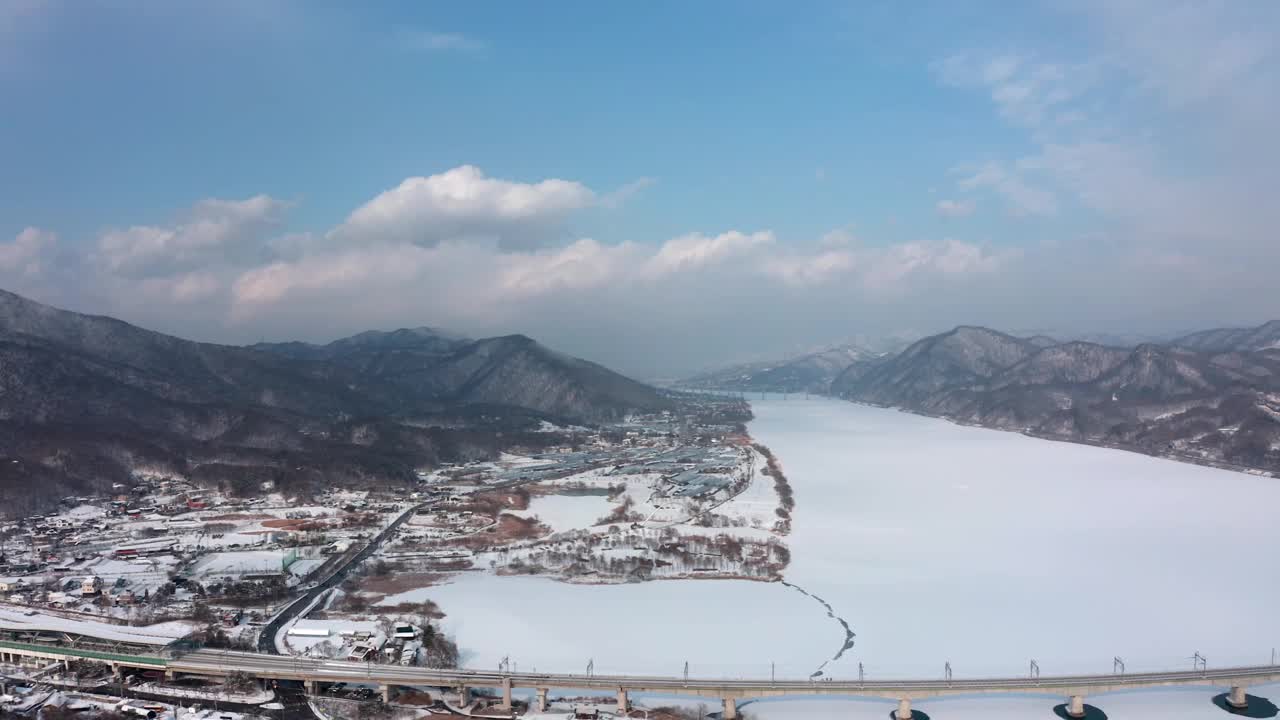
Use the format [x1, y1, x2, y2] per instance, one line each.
[254, 329, 667, 422]
[679, 343, 883, 394]
[831, 322, 1280, 476]
[0, 288, 669, 514]
[1171, 320, 1280, 353]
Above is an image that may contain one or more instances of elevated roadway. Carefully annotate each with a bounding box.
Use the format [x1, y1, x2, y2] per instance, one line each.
[5, 642, 1278, 718]
[169, 648, 1280, 719]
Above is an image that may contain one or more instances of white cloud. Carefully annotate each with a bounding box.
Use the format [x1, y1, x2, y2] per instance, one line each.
[935, 199, 975, 218]
[761, 250, 855, 287]
[96, 194, 287, 276]
[958, 162, 1057, 216]
[499, 239, 638, 296]
[137, 271, 222, 304]
[859, 239, 1017, 294]
[330, 165, 595, 249]
[819, 227, 856, 247]
[760, 236, 1018, 292]
[1081, 1, 1278, 108]
[0, 227, 55, 277]
[232, 243, 427, 308]
[938, 1, 1280, 264]
[644, 231, 774, 277]
[934, 53, 1091, 129]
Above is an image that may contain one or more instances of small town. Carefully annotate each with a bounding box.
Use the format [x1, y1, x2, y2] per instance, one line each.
[0, 395, 791, 719]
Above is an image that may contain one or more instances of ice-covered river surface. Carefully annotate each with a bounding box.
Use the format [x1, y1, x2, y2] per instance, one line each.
[432, 397, 1280, 684]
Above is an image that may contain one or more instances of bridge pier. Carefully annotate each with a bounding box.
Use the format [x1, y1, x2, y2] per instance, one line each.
[896, 697, 912, 720]
[499, 677, 512, 709]
[617, 687, 629, 713]
[535, 688, 548, 712]
[1067, 694, 1086, 718]
[1229, 686, 1249, 710]
[723, 696, 737, 719]
[303, 679, 315, 695]
[382, 685, 393, 703]
[455, 685, 470, 704]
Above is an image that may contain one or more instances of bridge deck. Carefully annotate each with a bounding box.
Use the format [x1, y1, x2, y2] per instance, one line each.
[168, 649, 1280, 699]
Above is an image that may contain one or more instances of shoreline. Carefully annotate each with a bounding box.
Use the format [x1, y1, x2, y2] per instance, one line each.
[765, 393, 1276, 480]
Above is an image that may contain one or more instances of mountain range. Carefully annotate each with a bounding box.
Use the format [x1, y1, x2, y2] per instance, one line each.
[0, 289, 669, 514]
[679, 344, 885, 394]
[831, 324, 1280, 475]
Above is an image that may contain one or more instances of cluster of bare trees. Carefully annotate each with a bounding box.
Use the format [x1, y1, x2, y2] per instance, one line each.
[753, 443, 794, 534]
[593, 495, 644, 525]
[494, 526, 787, 581]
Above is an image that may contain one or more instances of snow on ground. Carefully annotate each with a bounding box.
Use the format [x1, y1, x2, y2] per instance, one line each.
[286, 616, 382, 656]
[424, 398, 1280, 685]
[506, 494, 616, 533]
[0, 605, 196, 645]
[698, 446, 779, 530]
[189, 550, 291, 577]
[758, 398, 1280, 678]
[63, 504, 106, 520]
[498, 452, 558, 468]
[428, 574, 828, 677]
[373, 587, 439, 607]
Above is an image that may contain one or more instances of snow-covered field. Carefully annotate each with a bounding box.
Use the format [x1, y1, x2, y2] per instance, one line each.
[428, 574, 825, 676]
[509, 494, 615, 533]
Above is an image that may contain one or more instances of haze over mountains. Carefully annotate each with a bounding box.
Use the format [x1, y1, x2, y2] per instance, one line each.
[4, 276, 1278, 516]
[679, 344, 886, 395]
[0, 289, 669, 513]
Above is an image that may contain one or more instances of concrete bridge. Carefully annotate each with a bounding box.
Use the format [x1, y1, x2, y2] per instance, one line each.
[4, 643, 1279, 718]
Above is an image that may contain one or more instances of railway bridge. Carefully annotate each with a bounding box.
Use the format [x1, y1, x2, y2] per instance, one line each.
[3, 642, 1280, 718]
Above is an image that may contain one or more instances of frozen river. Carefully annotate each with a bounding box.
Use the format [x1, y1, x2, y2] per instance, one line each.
[431, 397, 1280, 685]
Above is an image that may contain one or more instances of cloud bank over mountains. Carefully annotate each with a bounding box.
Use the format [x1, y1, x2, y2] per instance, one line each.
[2, 0, 1278, 376]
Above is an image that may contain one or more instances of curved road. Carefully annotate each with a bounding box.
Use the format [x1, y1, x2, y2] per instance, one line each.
[256, 501, 428, 654]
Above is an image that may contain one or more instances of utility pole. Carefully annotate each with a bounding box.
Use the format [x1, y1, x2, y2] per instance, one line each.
[858, 662, 864, 686]
[1029, 659, 1039, 680]
[771, 662, 775, 685]
[944, 661, 952, 685]
[586, 658, 593, 678]
[1193, 652, 1207, 674]
[1113, 657, 1125, 675]
[684, 661, 688, 685]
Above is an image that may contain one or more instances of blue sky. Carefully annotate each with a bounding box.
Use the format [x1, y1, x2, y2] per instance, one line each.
[2, 1, 1278, 375]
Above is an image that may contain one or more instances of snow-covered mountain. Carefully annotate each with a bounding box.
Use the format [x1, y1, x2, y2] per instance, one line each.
[832, 324, 1280, 476]
[1171, 320, 1280, 353]
[680, 344, 884, 394]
